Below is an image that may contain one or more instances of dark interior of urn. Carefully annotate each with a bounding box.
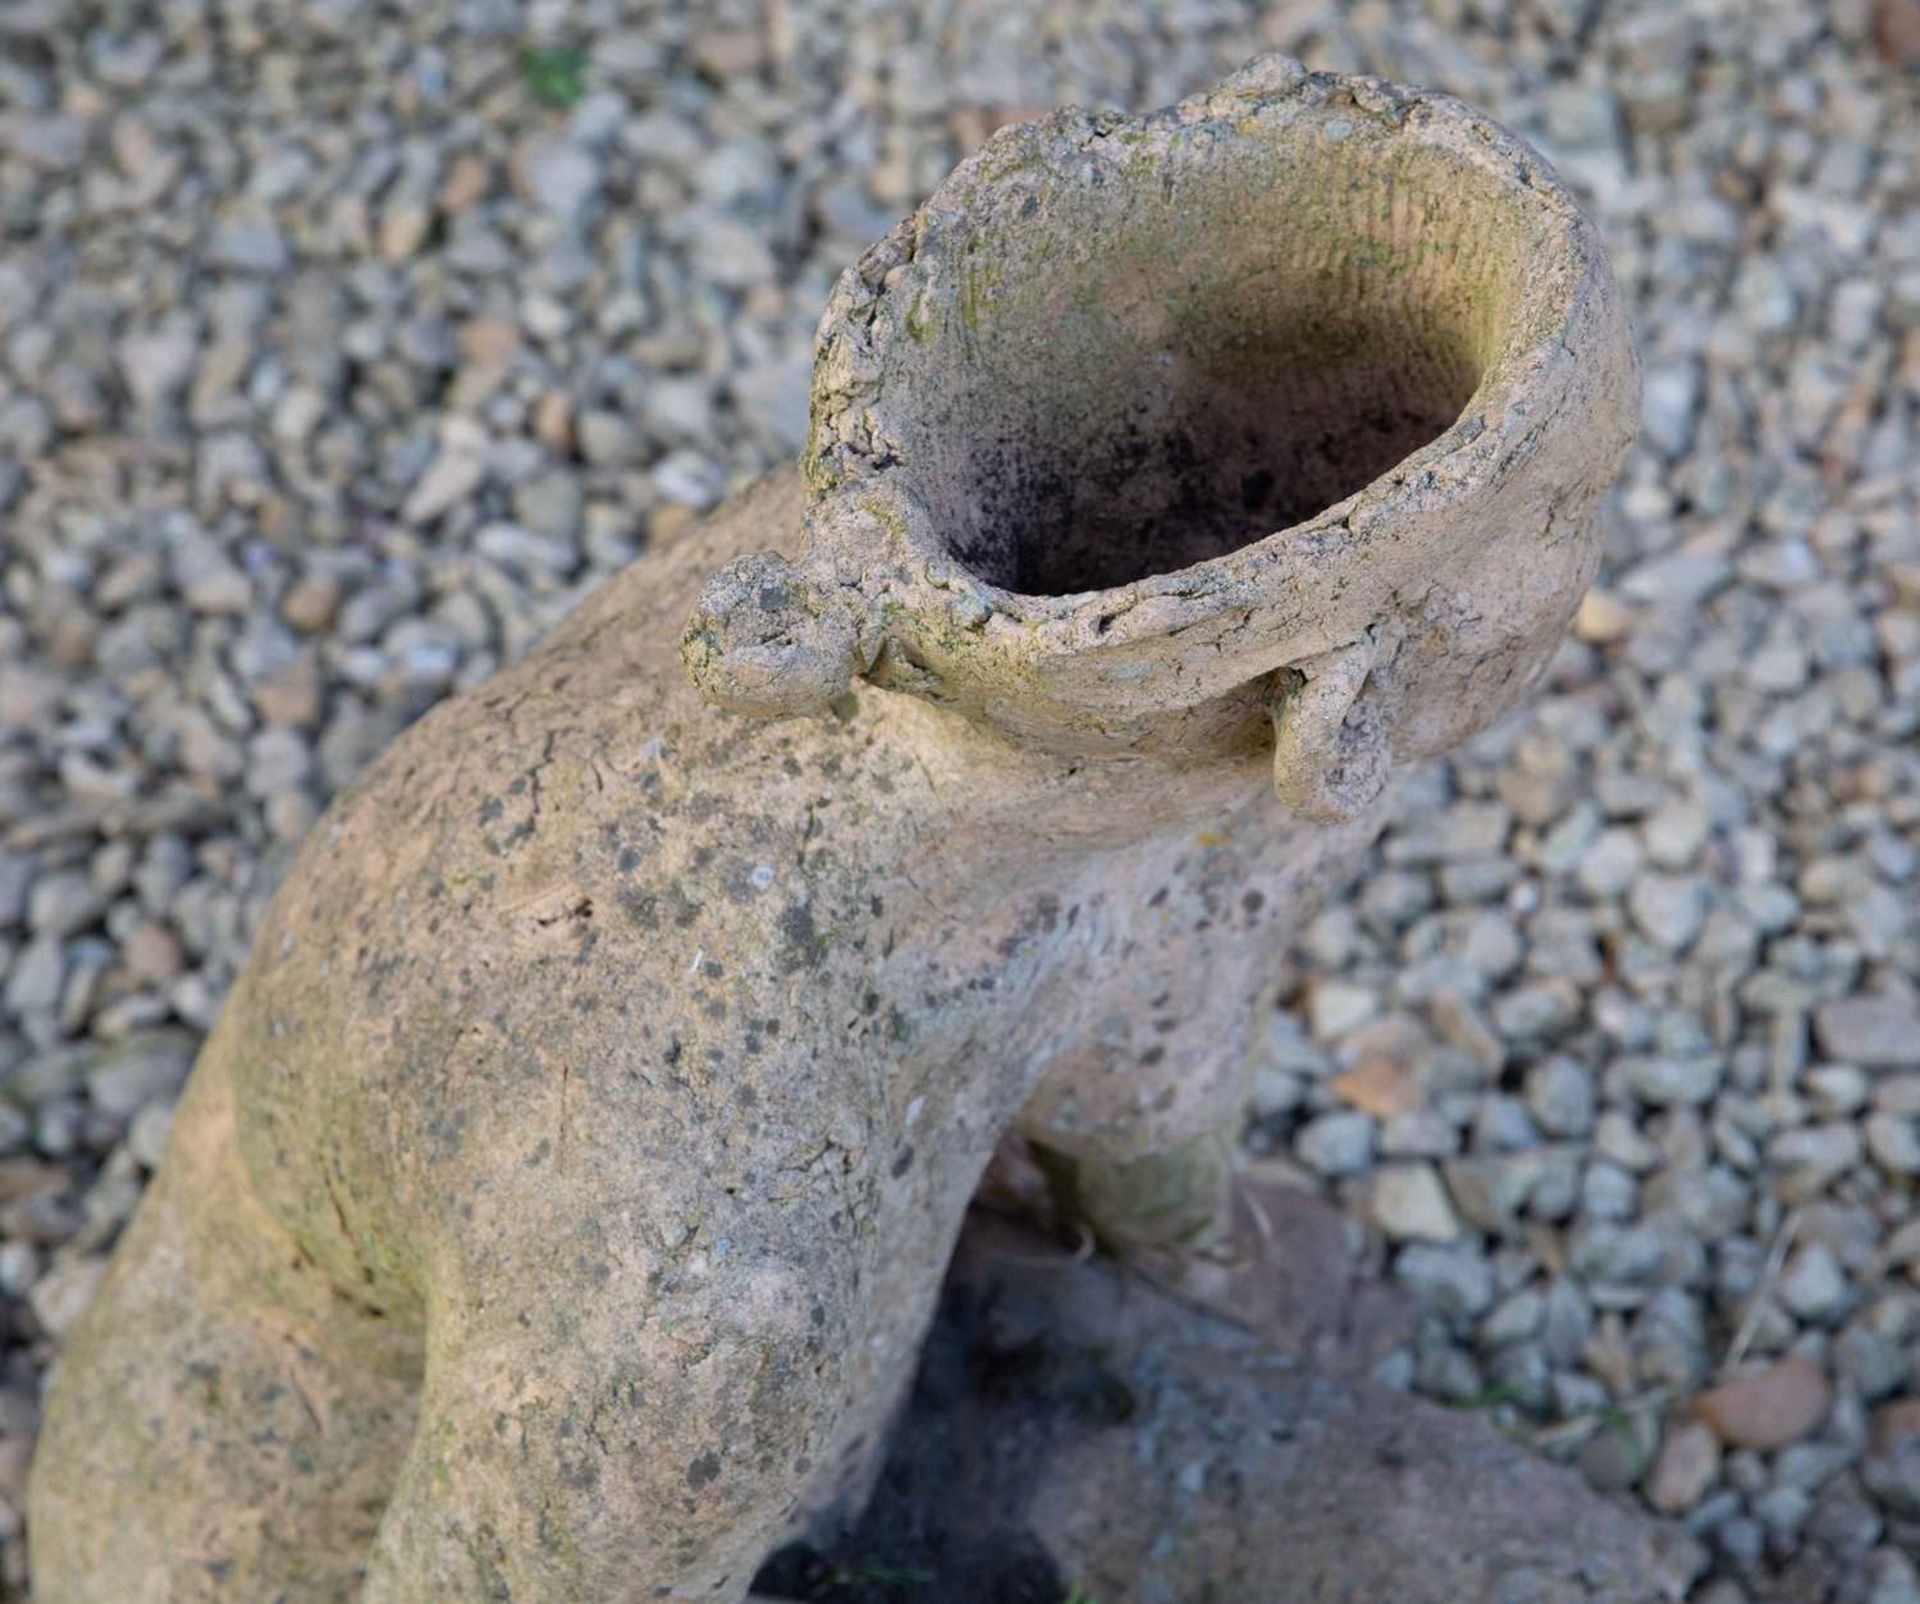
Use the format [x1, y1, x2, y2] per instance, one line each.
[952, 325, 1484, 596]
[873, 120, 1534, 597]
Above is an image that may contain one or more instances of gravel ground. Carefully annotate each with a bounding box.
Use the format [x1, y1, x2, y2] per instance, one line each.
[0, 0, 1915, 1599]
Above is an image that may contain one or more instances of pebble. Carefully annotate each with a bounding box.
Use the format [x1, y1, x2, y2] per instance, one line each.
[282, 573, 344, 634]
[517, 139, 601, 221]
[1574, 590, 1636, 643]
[692, 26, 766, 78]
[653, 450, 728, 509]
[1647, 1421, 1722, 1514]
[1295, 1110, 1376, 1177]
[1578, 1410, 1657, 1493]
[1777, 1241, 1849, 1323]
[0, 860, 32, 930]
[26, 874, 110, 941]
[84, 1032, 194, 1121]
[577, 410, 643, 467]
[1695, 1359, 1835, 1452]
[1816, 995, 1920, 1068]
[1771, 1124, 1865, 1189]
[1865, 1552, 1920, 1604]
[1394, 1242, 1493, 1316]
[1627, 872, 1707, 952]
[206, 208, 291, 274]
[1645, 799, 1712, 869]
[1865, 1113, 1920, 1175]
[117, 320, 200, 411]
[1576, 826, 1643, 898]
[1836, 1322, 1911, 1404]
[9, 114, 91, 172]
[5, 939, 65, 1018]
[106, 1111, 162, 1188]
[1622, 1053, 1723, 1107]
[510, 475, 584, 543]
[1525, 1056, 1595, 1137]
[1442, 1152, 1538, 1234]
[1368, 1163, 1461, 1244]
[178, 547, 252, 615]
[403, 426, 490, 526]
[1307, 978, 1378, 1042]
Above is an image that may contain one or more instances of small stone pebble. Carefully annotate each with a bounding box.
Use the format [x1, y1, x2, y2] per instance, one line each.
[1525, 1056, 1595, 1137]
[1817, 995, 1920, 1069]
[1695, 1359, 1835, 1452]
[1369, 1163, 1461, 1244]
[1295, 1110, 1376, 1177]
[1647, 1421, 1722, 1515]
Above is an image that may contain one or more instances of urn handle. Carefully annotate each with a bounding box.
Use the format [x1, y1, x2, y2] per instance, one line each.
[679, 552, 876, 719]
[1268, 638, 1391, 824]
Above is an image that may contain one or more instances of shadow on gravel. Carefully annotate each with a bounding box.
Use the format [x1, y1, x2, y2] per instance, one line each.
[752, 1271, 1087, 1604]
[752, 1200, 1703, 1604]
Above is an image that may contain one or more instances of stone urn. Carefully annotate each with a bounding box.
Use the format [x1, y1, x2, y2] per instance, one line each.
[30, 55, 1634, 1604]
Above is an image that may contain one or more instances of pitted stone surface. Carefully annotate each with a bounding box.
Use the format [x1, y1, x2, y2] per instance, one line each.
[30, 58, 1632, 1604]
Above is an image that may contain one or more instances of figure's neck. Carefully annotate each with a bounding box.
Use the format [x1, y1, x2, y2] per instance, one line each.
[867, 688, 1276, 903]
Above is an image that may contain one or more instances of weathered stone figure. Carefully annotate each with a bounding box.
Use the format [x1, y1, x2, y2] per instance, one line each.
[31, 56, 1634, 1603]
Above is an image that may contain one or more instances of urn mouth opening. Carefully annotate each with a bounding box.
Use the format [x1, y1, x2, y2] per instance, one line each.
[814, 75, 1555, 603]
[922, 272, 1490, 598]
[770, 61, 1631, 749]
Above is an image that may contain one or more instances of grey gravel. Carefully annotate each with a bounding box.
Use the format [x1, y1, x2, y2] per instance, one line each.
[0, 2, 1913, 1600]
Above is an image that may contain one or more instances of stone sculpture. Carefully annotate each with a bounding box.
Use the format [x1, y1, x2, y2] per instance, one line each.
[30, 54, 1636, 1603]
